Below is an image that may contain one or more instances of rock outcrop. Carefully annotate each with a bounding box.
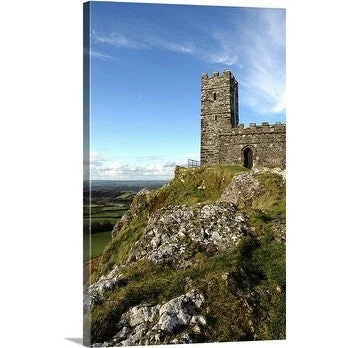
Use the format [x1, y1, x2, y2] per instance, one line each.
[219, 169, 286, 208]
[92, 290, 206, 347]
[88, 265, 127, 307]
[219, 172, 266, 207]
[112, 189, 151, 238]
[127, 202, 250, 268]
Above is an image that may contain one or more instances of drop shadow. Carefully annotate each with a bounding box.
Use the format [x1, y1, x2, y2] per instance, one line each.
[65, 338, 84, 346]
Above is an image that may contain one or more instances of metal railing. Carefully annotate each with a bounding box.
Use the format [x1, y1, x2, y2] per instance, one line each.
[187, 159, 200, 168]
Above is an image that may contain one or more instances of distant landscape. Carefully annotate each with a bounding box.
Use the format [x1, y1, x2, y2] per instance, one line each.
[83, 180, 168, 261]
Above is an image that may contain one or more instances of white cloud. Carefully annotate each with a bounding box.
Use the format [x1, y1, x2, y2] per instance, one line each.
[92, 31, 148, 49]
[91, 161, 176, 180]
[272, 90, 286, 113]
[150, 39, 194, 54]
[89, 152, 182, 180]
[88, 151, 201, 180]
[238, 10, 286, 115]
[90, 50, 119, 61]
[83, 47, 120, 61]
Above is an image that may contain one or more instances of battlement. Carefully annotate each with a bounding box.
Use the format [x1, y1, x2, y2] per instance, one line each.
[228, 122, 286, 135]
[201, 70, 233, 78]
[201, 70, 238, 86]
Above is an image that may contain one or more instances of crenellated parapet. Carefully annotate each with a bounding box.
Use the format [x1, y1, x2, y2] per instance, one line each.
[201, 70, 238, 90]
[223, 122, 286, 136]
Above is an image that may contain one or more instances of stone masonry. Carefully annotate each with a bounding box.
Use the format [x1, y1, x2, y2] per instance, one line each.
[200, 71, 286, 169]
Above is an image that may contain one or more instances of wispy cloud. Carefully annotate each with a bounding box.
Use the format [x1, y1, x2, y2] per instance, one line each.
[132, 155, 166, 162]
[91, 28, 239, 67]
[188, 10, 285, 115]
[154, 40, 194, 54]
[200, 31, 240, 66]
[145, 34, 239, 66]
[92, 30, 148, 49]
[90, 50, 120, 61]
[91, 9, 285, 115]
[272, 90, 286, 113]
[237, 10, 286, 114]
[84, 47, 120, 61]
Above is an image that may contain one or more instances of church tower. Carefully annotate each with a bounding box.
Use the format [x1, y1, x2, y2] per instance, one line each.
[200, 70, 239, 165]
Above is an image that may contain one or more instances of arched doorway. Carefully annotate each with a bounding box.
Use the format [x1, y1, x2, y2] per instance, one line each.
[243, 147, 253, 169]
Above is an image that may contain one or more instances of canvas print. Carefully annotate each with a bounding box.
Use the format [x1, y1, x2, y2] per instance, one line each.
[83, 1, 286, 346]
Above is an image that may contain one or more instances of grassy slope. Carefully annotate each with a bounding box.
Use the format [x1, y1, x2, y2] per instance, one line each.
[149, 165, 249, 212]
[83, 232, 112, 262]
[94, 165, 248, 278]
[83, 205, 130, 263]
[90, 165, 286, 343]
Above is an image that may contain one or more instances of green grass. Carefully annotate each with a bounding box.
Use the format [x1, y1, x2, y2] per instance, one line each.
[83, 202, 132, 264]
[86, 205, 128, 218]
[95, 211, 149, 278]
[84, 231, 113, 262]
[252, 173, 286, 218]
[91, 212, 123, 218]
[149, 165, 248, 214]
[85, 217, 119, 223]
[117, 192, 136, 200]
[83, 203, 130, 233]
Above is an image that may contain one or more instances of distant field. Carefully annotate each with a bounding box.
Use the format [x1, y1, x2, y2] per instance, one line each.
[117, 192, 136, 200]
[83, 181, 167, 263]
[84, 231, 112, 262]
[84, 202, 130, 261]
[84, 205, 129, 229]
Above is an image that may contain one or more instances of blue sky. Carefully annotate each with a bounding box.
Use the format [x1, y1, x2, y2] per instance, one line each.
[88, 1, 285, 180]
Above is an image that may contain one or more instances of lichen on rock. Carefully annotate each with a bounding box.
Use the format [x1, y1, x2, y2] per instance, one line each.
[91, 289, 206, 347]
[88, 265, 127, 307]
[127, 202, 250, 268]
[219, 172, 266, 208]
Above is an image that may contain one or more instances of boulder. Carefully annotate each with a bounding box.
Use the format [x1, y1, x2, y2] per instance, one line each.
[88, 265, 126, 307]
[219, 172, 266, 208]
[92, 289, 206, 346]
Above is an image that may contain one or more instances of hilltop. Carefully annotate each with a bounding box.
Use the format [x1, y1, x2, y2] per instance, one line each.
[85, 165, 286, 346]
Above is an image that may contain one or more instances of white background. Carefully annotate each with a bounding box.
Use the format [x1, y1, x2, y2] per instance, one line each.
[0, 0, 347, 347]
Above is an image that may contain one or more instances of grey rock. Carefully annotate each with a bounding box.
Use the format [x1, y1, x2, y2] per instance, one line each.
[128, 202, 250, 268]
[219, 172, 266, 208]
[92, 289, 206, 346]
[88, 265, 126, 307]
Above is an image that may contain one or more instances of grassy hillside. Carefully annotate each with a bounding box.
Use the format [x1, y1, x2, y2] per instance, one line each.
[150, 165, 248, 210]
[89, 165, 286, 343]
[93, 165, 248, 277]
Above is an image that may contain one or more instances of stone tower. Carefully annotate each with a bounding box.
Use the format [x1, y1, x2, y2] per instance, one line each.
[200, 70, 239, 165]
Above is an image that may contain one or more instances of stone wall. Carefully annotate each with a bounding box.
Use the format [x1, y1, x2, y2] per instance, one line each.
[219, 123, 286, 168]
